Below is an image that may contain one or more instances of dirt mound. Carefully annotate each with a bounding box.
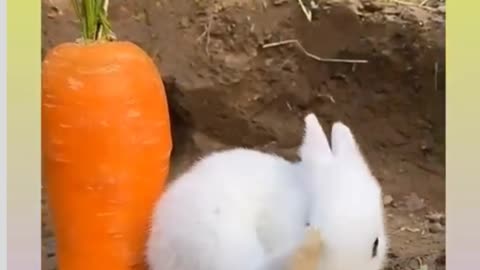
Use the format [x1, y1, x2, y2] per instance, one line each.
[42, 0, 445, 269]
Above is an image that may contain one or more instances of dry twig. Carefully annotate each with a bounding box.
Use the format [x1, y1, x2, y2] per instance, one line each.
[317, 93, 336, 103]
[419, 0, 430, 6]
[392, 0, 437, 11]
[297, 0, 312, 22]
[392, 226, 422, 234]
[263, 39, 368, 64]
[196, 15, 214, 55]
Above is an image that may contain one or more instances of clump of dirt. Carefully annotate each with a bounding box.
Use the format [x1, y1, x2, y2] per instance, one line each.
[42, 0, 445, 269]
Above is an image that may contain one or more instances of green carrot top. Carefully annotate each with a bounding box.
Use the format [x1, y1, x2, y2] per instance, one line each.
[70, 0, 114, 41]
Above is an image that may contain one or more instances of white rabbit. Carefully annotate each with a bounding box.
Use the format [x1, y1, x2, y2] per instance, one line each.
[146, 113, 388, 270]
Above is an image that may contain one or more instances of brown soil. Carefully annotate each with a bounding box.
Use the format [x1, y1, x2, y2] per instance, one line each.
[42, 0, 445, 269]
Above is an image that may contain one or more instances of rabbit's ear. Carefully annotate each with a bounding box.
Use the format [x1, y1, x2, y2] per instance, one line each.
[331, 122, 366, 164]
[299, 113, 332, 163]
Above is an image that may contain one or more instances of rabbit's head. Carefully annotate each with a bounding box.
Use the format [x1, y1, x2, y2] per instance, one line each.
[297, 114, 388, 270]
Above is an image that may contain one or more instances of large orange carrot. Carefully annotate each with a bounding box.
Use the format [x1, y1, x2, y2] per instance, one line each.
[42, 1, 172, 269]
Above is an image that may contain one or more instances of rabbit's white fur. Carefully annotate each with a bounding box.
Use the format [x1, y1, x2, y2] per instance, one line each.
[146, 113, 388, 270]
[146, 149, 309, 270]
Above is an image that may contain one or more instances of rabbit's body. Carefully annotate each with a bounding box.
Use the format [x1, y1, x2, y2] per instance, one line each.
[147, 114, 388, 270]
[147, 149, 309, 270]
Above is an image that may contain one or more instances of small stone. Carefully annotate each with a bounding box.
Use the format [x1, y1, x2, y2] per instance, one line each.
[120, 6, 129, 13]
[407, 257, 422, 269]
[420, 140, 433, 153]
[383, 195, 394, 206]
[133, 12, 146, 22]
[281, 60, 298, 72]
[405, 193, 425, 212]
[362, 1, 383, 13]
[47, 6, 62, 19]
[426, 212, 445, 225]
[429, 222, 445, 233]
[179, 17, 190, 28]
[381, 49, 392, 56]
[224, 53, 251, 71]
[387, 251, 399, 259]
[265, 58, 275, 67]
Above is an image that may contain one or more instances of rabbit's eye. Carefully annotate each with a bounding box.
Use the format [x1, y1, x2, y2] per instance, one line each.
[305, 222, 310, 227]
[372, 238, 379, 258]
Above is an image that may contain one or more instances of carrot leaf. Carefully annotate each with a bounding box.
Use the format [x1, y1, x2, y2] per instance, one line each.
[70, 0, 113, 42]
